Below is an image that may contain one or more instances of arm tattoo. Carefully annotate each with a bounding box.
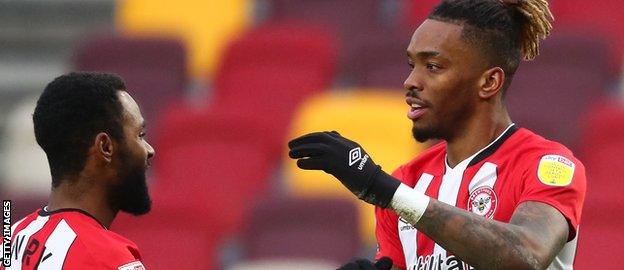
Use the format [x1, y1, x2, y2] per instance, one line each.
[398, 200, 568, 269]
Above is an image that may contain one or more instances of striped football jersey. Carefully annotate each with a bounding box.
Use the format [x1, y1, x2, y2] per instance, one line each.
[375, 125, 586, 270]
[2, 208, 144, 270]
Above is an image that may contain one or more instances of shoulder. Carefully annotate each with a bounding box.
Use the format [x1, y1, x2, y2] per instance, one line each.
[61, 212, 143, 268]
[11, 210, 39, 234]
[509, 128, 584, 170]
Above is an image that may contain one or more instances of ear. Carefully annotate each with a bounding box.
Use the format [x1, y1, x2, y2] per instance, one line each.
[95, 132, 114, 163]
[478, 67, 505, 99]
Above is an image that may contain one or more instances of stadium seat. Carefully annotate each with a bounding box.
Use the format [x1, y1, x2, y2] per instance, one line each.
[149, 103, 275, 236]
[506, 65, 603, 152]
[575, 98, 624, 268]
[238, 197, 360, 264]
[215, 22, 336, 87]
[283, 89, 426, 244]
[534, 31, 611, 80]
[551, 0, 624, 74]
[229, 259, 337, 270]
[116, 0, 253, 77]
[579, 98, 624, 152]
[266, 0, 386, 79]
[211, 22, 337, 151]
[268, 0, 381, 40]
[576, 145, 624, 268]
[72, 33, 188, 126]
[347, 30, 411, 89]
[112, 211, 219, 270]
[505, 31, 612, 152]
[1, 96, 50, 197]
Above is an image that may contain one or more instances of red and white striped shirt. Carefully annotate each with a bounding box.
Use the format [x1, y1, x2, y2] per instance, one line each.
[3, 208, 144, 270]
[375, 125, 586, 270]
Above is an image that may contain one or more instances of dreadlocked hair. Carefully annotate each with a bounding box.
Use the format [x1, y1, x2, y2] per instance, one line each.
[513, 0, 553, 60]
[428, 0, 554, 92]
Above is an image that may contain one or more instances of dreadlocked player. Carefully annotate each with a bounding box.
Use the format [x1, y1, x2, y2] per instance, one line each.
[288, 0, 585, 269]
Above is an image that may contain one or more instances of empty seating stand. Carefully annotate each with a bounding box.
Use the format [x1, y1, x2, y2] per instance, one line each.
[238, 197, 360, 265]
[575, 97, 624, 268]
[72, 33, 188, 126]
[116, 0, 253, 77]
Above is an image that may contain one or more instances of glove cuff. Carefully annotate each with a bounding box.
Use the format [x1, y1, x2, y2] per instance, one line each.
[361, 167, 401, 208]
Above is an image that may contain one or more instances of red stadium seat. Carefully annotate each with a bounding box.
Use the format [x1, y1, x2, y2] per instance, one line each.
[506, 66, 603, 152]
[579, 98, 624, 152]
[575, 144, 624, 269]
[347, 30, 410, 89]
[575, 98, 624, 268]
[239, 197, 361, 264]
[112, 211, 219, 270]
[151, 102, 275, 234]
[266, 0, 385, 80]
[211, 22, 337, 149]
[268, 0, 381, 41]
[151, 139, 272, 234]
[551, 0, 624, 73]
[72, 33, 188, 125]
[154, 102, 281, 161]
[505, 32, 612, 151]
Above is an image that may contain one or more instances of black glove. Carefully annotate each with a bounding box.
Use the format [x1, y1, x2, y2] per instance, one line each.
[288, 131, 401, 208]
[337, 257, 393, 270]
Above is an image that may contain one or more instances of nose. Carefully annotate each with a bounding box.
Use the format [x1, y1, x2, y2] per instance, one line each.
[404, 69, 423, 92]
[146, 141, 155, 159]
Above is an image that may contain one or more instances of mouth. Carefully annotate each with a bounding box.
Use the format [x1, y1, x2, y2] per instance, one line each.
[406, 98, 428, 120]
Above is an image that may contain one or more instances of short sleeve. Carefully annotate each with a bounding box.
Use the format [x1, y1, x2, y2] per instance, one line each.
[518, 153, 586, 241]
[65, 236, 145, 269]
[374, 167, 406, 269]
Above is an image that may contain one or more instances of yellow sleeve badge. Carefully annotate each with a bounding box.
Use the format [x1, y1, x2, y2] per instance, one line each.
[537, 155, 575, 186]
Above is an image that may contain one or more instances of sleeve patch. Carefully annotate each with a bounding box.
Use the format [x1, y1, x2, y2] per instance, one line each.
[537, 155, 575, 186]
[118, 261, 145, 270]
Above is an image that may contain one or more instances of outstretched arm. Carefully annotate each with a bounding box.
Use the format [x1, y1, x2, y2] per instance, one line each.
[288, 132, 571, 269]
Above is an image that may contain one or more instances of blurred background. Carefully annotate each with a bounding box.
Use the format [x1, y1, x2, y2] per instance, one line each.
[0, 0, 622, 269]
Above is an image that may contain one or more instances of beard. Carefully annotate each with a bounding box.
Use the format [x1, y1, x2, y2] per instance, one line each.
[108, 149, 152, 216]
[411, 98, 475, 143]
[412, 125, 443, 142]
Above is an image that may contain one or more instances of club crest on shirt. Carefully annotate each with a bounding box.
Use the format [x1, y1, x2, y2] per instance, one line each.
[468, 186, 497, 218]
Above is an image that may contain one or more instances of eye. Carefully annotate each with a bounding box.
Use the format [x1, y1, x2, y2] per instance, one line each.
[408, 62, 415, 71]
[426, 63, 440, 71]
[139, 132, 146, 138]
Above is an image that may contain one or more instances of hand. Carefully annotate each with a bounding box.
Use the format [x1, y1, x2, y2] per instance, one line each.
[337, 257, 393, 270]
[288, 131, 400, 208]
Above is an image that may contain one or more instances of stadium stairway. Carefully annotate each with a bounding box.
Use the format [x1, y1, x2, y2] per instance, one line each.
[0, 0, 114, 124]
[0, 0, 114, 182]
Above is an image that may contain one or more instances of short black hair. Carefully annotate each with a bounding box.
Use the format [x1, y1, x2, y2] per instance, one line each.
[429, 0, 553, 93]
[33, 72, 127, 186]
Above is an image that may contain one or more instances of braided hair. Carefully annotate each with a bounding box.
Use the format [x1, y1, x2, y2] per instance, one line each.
[428, 0, 554, 91]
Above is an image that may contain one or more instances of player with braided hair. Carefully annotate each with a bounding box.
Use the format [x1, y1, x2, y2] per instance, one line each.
[289, 0, 584, 269]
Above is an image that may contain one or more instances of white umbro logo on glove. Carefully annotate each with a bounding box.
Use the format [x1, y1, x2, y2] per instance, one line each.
[349, 147, 363, 166]
[348, 147, 369, 170]
[349, 147, 362, 166]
